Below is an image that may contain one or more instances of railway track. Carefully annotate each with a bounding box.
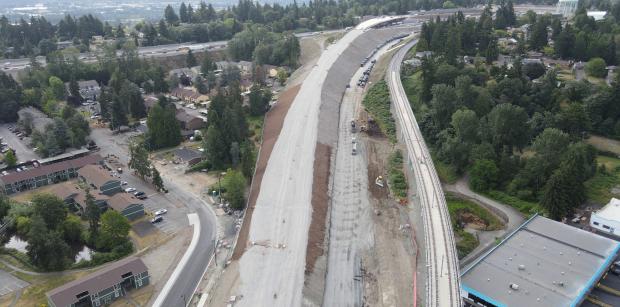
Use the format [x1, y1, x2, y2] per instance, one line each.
[386, 39, 461, 307]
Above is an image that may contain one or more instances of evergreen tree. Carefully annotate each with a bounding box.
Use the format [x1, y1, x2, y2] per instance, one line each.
[129, 140, 152, 179]
[201, 53, 216, 76]
[152, 167, 165, 192]
[84, 189, 100, 236]
[146, 100, 181, 149]
[3, 150, 16, 167]
[187, 49, 197, 68]
[164, 5, 179, 25]
[179, 2, 189, 23]
[110, 99, 128, 130]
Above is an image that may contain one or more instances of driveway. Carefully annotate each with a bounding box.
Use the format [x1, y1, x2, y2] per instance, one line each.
[0, 124, 38, 163]
[444, 177, 526, 267]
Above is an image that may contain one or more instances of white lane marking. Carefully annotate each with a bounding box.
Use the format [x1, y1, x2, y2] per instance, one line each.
[152, 213, 200, 307]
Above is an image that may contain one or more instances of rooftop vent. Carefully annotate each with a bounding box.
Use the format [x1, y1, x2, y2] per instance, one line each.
[518, 265, 526, 270]
[510, 283, 520, 290]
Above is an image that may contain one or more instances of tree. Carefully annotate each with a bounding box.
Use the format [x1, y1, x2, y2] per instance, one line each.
[0, 194, 10, 221]
[110, 99, 128, 130]
[146, 101, 181, 149]
[129, 140, 151, 179]
[84, 189, 100, 235]
[68, 76, 81, 104]
[27, 215, 70, 271]
[223, 169, 246, 210]
[486, 103, 530, 151]
[201, 53, 216, 76]
[48, 76, 66, 100]
[240, 141, 255, 178]
[62, 215, 83, 243]
[276, 68, 288, 85]
[586, 57, 607, 78]
[179, 2, 189, 23]
[248, 85, 272, 116]
[32, 193, 67, 230]
[152, 167, 165, 191]
[523, 62, 546, 80]
[97, 210, 131, 251]
[186, 49, 197, 68]
[120, 81, 146, 119]
[541, 165, 583, 220]
[3, 150, 16, 167]
[469, 159, 499, 192]
[164, 5, 179, 25]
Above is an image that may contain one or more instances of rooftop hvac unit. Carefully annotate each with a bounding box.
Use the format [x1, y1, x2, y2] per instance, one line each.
[509, 283, 520, 290]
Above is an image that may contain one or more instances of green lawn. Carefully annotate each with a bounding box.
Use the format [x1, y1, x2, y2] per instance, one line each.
[401, 71, 423, 113]
[585, 156, 620, 205]
[446, 194, 504, 231]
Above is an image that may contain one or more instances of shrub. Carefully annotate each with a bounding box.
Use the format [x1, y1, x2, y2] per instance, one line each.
[585, 57, 607, 78]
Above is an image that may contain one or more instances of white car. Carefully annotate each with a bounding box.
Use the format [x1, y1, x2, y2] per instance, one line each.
[121, 181, 128, 186]
[154, 209, 168, 216]
[124, 187, 136, 193]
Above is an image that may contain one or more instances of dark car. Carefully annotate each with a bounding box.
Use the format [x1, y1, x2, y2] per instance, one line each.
[137, 194, 148, 200]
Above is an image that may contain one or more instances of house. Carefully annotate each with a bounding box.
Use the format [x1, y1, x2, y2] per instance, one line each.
[590, 198, 620, 237]
[46, 256, 149, 307]
[263, 65, 280, 78]
[170, 87, 209, 104]
[498, 37, 518, 50]
[65, 80, 101, 101]
[106, 193, 145, 220]
[461, 215, 620, 307]
[176, 109, 206, 131]
[56, 41, 73, 50]
[78, 164, 121, 196]
[169, 67, 198, 81]
[0, 154, 103, 195]
[215, 61, 253, 75]
[174, 147, 203, 165]
[587, 11, 608, 21]
[415, 51, 433, 58]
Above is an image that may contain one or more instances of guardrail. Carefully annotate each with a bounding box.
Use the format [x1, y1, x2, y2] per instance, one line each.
[386, 39, 461, 307]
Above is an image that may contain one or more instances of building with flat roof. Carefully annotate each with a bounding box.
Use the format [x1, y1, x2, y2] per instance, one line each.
[590, 198, 620, 237]
[46, 256, 149, 307]
[461, 215, 620, 307]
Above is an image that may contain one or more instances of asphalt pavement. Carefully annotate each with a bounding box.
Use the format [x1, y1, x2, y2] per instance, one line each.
[0, 124, 38, 163]
[89, 128, 217, 307]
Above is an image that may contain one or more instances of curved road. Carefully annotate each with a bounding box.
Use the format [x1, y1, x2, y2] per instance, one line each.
[387, 40, 461, 307]
[156, 180, 217, 307]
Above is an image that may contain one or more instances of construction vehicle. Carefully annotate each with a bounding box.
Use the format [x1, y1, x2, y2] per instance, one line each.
[352, 142, 357, 155]
[350, 120, 356, 133]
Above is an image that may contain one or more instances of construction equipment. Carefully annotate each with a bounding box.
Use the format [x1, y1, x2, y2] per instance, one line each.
[375, 176, 384, 187]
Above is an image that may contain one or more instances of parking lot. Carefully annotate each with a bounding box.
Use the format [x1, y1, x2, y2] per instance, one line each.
[91, 128, 190, 235]
[0, 123, 38, 163]
[0, 270, 29, 297]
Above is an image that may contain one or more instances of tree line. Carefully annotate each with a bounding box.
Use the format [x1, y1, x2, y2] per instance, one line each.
[406, 11, 620, 220]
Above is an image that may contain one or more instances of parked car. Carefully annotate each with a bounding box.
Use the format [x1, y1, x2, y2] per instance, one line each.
[151, 216, 163, 223]
[121, 181, 128, 186]
[124, 187, 136, 193]
[154, 209, 168, 216]
[134, 191, 145, 197]
[136, 194, 148, 200]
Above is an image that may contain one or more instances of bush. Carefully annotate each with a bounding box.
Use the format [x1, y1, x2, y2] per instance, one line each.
[455, 230, 478, 259]
[189, 159, 212, 172]
[585, 57, 607, 78]
[388, 150, 408, 199]
[362, 81, 397, 143]
[485, 190, 541, 216]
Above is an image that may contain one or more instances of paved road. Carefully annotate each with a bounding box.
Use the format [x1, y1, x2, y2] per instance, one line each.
[387, 40, 461, 307]
[444, 178, 525, 267]
[89, 128, 217, 307]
